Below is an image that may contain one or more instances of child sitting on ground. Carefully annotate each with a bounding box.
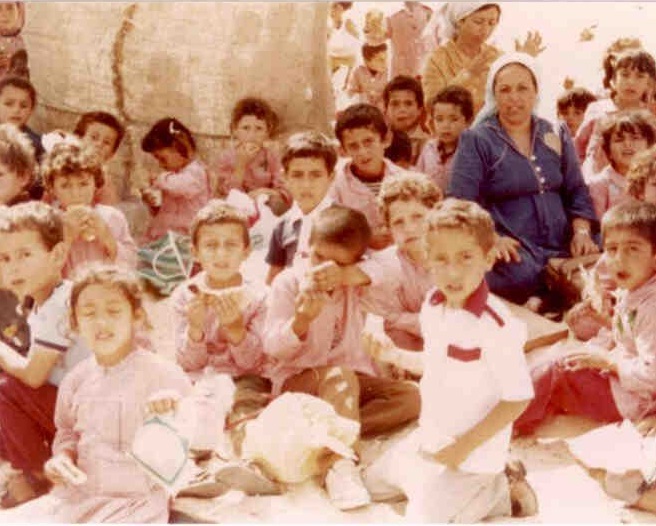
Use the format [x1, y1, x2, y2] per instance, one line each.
[212, 97, 289, 216]
[587, 110, 656, 220]
[331, 103, 407, 250]
[172, 201, 272, 461]
[567, 144, 656, 341]
[557, 86, 597, 137]
[346, 43, 389, 112]
[383, 75, 430, 165]
[0, 202, 89, 508]
[0, 122, 35, 206]
[0, 265, 193, 523]
[264, 204, 420, 510]
[416, 85, 473, 192]
[515, 201, 656, 436]
[265, 131, 336, 285]
[73, 111, 126, 205]
[41, 142, 137, 278]
[362, 198, 537, 521]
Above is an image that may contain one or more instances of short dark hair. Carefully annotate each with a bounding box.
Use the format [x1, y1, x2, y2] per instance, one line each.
[599, 110, 656, 162]
[0, 201, 63, 250]
[614, 49, 656, 81]
[74, 112, 125, 153]
[0, 75, 36, 108]
[384, 130, 412, 165]
[383, 75, 424, 109]
[281, 131, 338, 174]
[230, 97, 279, 136]
[556, 87, 597, 115]
[141, 117, 196, 159]
[334, 103, 388, 144]
[309, 204, 372, 261]
[362, 43, 387, 62]
[429, 85, 474, 122]
[190, 199, 250, 249]
[602, 201, 656, 252]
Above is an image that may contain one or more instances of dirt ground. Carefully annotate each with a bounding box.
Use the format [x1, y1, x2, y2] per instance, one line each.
[140, 284, 656, 524]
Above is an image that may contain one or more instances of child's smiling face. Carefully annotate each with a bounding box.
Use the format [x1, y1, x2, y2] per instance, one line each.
[340, 126, 390, 178]
[233, 115, 269, 147]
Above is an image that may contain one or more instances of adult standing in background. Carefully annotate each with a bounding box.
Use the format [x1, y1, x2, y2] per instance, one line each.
[387, 2, 433, 79]
[422, 3, 544, 116]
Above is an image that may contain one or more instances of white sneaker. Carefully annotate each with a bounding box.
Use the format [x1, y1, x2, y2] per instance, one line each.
[325, 459, 371, 511]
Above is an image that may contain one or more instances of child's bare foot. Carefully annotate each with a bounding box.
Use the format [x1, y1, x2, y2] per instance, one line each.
[505, 460, 539, 517]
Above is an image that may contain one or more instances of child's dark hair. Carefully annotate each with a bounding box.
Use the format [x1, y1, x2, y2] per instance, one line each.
[0, 123, 35, 183]
[383, 75, 424, 109]
[74, 112, 125, 154]
[627, 145, 656, 199]
[334, 2, 353, 10]
[141, 117, 196, 159]
[362, 43, 387, 63]
[611, 49, 656, 101]
[0, 75, 36, 108]
[599, 110, 656, 161]
[0, 201, 63, 250]
[41, 142, 105, 190]
[556, 87, 597, 115]
[69, 264, 150, 331]
[602, 201, 656, 251]
[230, 97, 279, 137]
[281, 131, 338, 173]
[429, 85, 474, 122]
[378, 172, 443, 226]
[309, 204, 372, 261]
[384, 130, 412, 166]
[190, 199, 250, 249]
[334, 103, 388, 144]
[602, 38, 643, 90]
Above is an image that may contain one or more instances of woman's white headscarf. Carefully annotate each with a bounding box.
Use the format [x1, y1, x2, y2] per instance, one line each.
[425, 2, 501, 43]
[473, 51, 542, 126]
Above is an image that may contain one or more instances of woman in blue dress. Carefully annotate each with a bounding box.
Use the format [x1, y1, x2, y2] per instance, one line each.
[448, 52, 599, 305]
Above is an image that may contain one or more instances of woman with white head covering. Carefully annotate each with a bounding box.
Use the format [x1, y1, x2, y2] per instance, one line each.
[422, 3, 544, 116]
[448, 52, 599, 307]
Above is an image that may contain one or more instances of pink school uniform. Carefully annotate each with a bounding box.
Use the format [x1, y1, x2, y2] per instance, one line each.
[415, 138, 454, 192]
[387, 4, 433, 78]
[515, 273, 656, 435]
[63, 204, 137, 278]
[360, 245, 433, 350]
[587, 165, 632, 221]
[346, 65, 388, 112]
[1, 348, 192, 523]
[212, 145, 289, 203]
[263, 261, 377, 395]
[143, 158, 211, 243]
[329, 158, 406, 236]
[172, 272, 270, 381]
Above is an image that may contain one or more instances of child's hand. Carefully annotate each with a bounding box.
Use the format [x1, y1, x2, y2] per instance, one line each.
[236, 141, 262, 165]
[562, 352, 615, 373]
[308, 261, 344, 293]
[209, 292, 244, 329]
[468, 46, 498, 77]
[186, 294, 207, 340]
[62, 208, 87, 241]
[294, 289, 325, 323]
[146, 389, 181, 415]
[45, 452, 86, 486]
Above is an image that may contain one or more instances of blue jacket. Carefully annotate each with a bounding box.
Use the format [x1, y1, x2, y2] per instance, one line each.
[448, 114, 597, 262]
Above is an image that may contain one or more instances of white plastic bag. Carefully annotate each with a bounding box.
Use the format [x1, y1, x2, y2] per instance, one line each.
[241, 392, 360, 483]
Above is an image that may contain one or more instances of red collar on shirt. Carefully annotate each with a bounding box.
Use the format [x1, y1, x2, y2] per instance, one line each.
[429, 281, 504, 327]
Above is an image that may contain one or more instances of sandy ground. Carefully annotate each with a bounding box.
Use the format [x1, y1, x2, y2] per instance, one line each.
[140, 284, 656, 524]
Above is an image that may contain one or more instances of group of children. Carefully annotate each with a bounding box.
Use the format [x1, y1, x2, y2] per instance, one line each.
[0, 18, 655, 524]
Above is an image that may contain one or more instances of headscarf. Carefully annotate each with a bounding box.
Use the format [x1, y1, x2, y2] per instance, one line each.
[473, 52, 542, 126]
[427, 2, 501, 43]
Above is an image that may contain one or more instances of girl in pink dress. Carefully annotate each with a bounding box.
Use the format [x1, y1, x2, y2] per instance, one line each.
[41, 141, 137, 279]
[140, 117, 211, 244]
[0, 265, 193, 523]
[211, 97, 289, 215]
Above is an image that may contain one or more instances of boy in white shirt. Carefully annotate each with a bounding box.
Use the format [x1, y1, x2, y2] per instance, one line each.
[364, 198, 537, 522]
